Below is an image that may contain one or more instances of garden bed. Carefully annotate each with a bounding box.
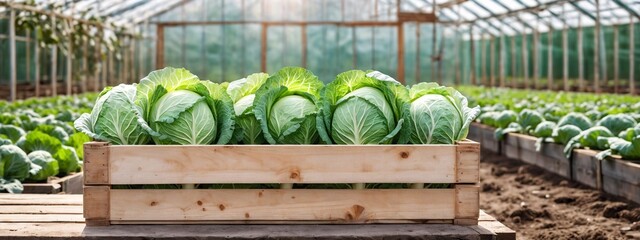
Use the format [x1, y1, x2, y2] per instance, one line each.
[23, 173, 84, 194]
[83, 141, 481, 226]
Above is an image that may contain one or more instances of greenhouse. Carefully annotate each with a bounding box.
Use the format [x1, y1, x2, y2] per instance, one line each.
[0, 0, 639, 239]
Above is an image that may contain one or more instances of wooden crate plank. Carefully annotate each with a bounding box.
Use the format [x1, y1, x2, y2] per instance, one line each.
[0, 214, 85, 223]
[0, 194, 82, 205]
[572, 149, 602, 189]
[83, 142, 110, 185]
[101, 144, 475, 185]
[0, 205, 82, 214]
[0, 222, 492, 239]
[457, 141, 481, 183]
[454, 185, 479, 225]
[478, 220, 517, 240]
[22, 173, 84, 194]
[59, 172, 84, 194]
[109, 189, 458, 222]
[84, 186, 110, 226]
[22, 182, 62, 194]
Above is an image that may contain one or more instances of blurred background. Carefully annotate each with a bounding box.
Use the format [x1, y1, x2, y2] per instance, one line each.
[0, 0, 638, 100]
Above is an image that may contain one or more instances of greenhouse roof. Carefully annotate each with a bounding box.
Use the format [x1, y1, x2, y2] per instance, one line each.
[1, 0, 638, 36]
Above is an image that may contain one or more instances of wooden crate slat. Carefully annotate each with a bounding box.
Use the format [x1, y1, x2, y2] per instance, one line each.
[83, 143, 481, 185]
[0, 194, 82, 205]
[107, 188, 462, 222]
[0, 205, 83, 214]
[0, 214, 85, 223]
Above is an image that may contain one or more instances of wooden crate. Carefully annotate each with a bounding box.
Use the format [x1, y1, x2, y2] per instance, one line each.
[82, 141, 480, 226]
[23, 173, 84, 194]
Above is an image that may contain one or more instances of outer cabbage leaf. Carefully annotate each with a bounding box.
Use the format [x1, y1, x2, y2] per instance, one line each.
[317, 70, 408, 144]
[75, 84, 150, 145]
[518, 109, 545, 134]
[255, 67, 323, 144]
[552, 125, 581, 145]
[26, 151, 59, 182]
[34, 125, 69, 143]
[65, 132, 90, 160]
[227, 73, 269, 144]
[557, 113, 592, 131]
[533, 121, 556, 138]
[596, 114, 637, 136]
[496, 110, 517, 129]
[596, 136, 640, 160]
[136, 67, 234, 145]
[408, 82, 479, 144]
[53, 145, 80, 174]
[0, 145, 31, 181]
[564, 126, 614, 158]
[0, 124, 25, 143]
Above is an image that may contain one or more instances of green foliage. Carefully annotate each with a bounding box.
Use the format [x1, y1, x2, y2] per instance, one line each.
[254, 67, 323, 144]
[596, 114, 637, 136]
[226, 73, 270, 144]
[26, 151, 59, 182]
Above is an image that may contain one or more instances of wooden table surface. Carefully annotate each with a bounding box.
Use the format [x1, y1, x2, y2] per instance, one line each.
[0, 194, 515, 240]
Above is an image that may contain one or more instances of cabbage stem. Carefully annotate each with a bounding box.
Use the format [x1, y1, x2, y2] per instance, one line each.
[182, 184, 195, 189]
[352, 183, 365, 190]
[410, 183, 424, 189]
[280, 183, 293, 189]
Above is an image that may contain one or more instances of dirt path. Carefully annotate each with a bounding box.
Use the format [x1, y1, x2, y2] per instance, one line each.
[479, 151, 640, 239]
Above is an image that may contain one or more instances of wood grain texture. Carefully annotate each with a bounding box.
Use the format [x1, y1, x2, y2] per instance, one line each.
[537, 143, 571, 178]
[601, 158, 640, 204]
[456, 141, 480, 183]
[83, 142, 110, 185]
[572, 149, 602, 189]
[22, 172, 83, 194]
[454, 185, 479, 225]
[476, 124, 500, 153]
[108, 189, 460, 222]
[0, 194, 82, 205]
[83, 186, 110, 226]
[99, 144, 477, 184]
[0, 205, 82, 214]
[0, 214, 85, 223]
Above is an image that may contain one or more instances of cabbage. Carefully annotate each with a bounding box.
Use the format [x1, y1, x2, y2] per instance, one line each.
[552, 125, 581, 145]
[317, 70, 407, 145]
[254, 67, 323, 144]
[407, 83, 479, 144]
[75, 84, 150, 145]
[226, 73, 269, 144]
[533, 121, 556, 138]
[135, 67, 234, 145]
[26, 151, 59, 182]
[557, 113, 592, 131]
[596, 136, 640, 160]
[596, 114, 637, 136]
[564, 126, 614, 158]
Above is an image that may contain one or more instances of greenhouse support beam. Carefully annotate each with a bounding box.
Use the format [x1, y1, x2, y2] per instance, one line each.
[470, 25, 476, 85]
[481, 35, 487, 86]
[511, 36, 516, 88]
[35, 41, 40, 97]
[522, 32, 528, 89]
[82, 40, 87, 93]
[613, 25, 619, 93]
[578, 17, 584, 92]
[51, 16, 58, 97]
[416, 23, 421, 83]
[547, 29, 553, 90]
[261, 24, 267, 73]
[568, 2, 596, 21]
[156, 25, 164, 69]
[499, 33, 505, 87]
[611, 0, 640, 21]
[490, 37, 495, 87]
[562, 7, 568, 92]
[398, 22, 406, 84]
[9, 5, 16, 102]
[455, 0, 570, 24]
[630, 17, 635, 95]
[66, 28, 73, 95]
[438, 0, 467, 9]
[594, 0, 601, 94]
[533, 26, 539, 89]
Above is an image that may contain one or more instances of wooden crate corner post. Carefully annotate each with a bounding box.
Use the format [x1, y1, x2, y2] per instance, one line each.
[83, 142, 110, 185]
[454, 184, 479, 225]
[84, 186, 110, 226]
[456, 140, 480, 183]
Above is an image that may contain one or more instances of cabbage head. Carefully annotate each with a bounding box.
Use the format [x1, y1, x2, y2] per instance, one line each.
[564, 126, 614, 158]
[226, 73, 269, 144]
[75, 84, 150, 145]
[557, 113, 592, 131]
[533, 121, 556, 138]
[0, 145, 36, 193]
[407, 83, 479, 144]
[518, 110, 544, 134]
[26, 151, 59, 182]
[596, 136, 640, 160]
[136, 67, 234, 145]
[552, 125, 581, 145]
[496, 110, 518, 129]
[317, 70, 408, 144]
[596, 114, 637, 136]
[254, 67, 323, 144]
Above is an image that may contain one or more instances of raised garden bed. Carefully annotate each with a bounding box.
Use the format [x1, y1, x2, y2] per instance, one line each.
[23, 173, 84, 194]
[83, 141, 481, 226]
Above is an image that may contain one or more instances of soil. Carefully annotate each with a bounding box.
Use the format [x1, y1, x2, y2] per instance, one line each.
[480, 151, 640, 240]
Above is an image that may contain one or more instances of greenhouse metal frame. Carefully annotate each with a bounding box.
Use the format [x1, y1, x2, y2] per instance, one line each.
[0, 0, 638, 101]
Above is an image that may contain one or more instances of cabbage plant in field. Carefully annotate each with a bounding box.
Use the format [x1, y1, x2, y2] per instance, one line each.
[0, 145, 39, 193]
[136, 67, 234, 145]
[226, 73, 269, 144]
[407, 82, 480, 144]
[317, 70, 408, 145]
[254, 67, 323, 145]
[75, 84, 150, 145]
